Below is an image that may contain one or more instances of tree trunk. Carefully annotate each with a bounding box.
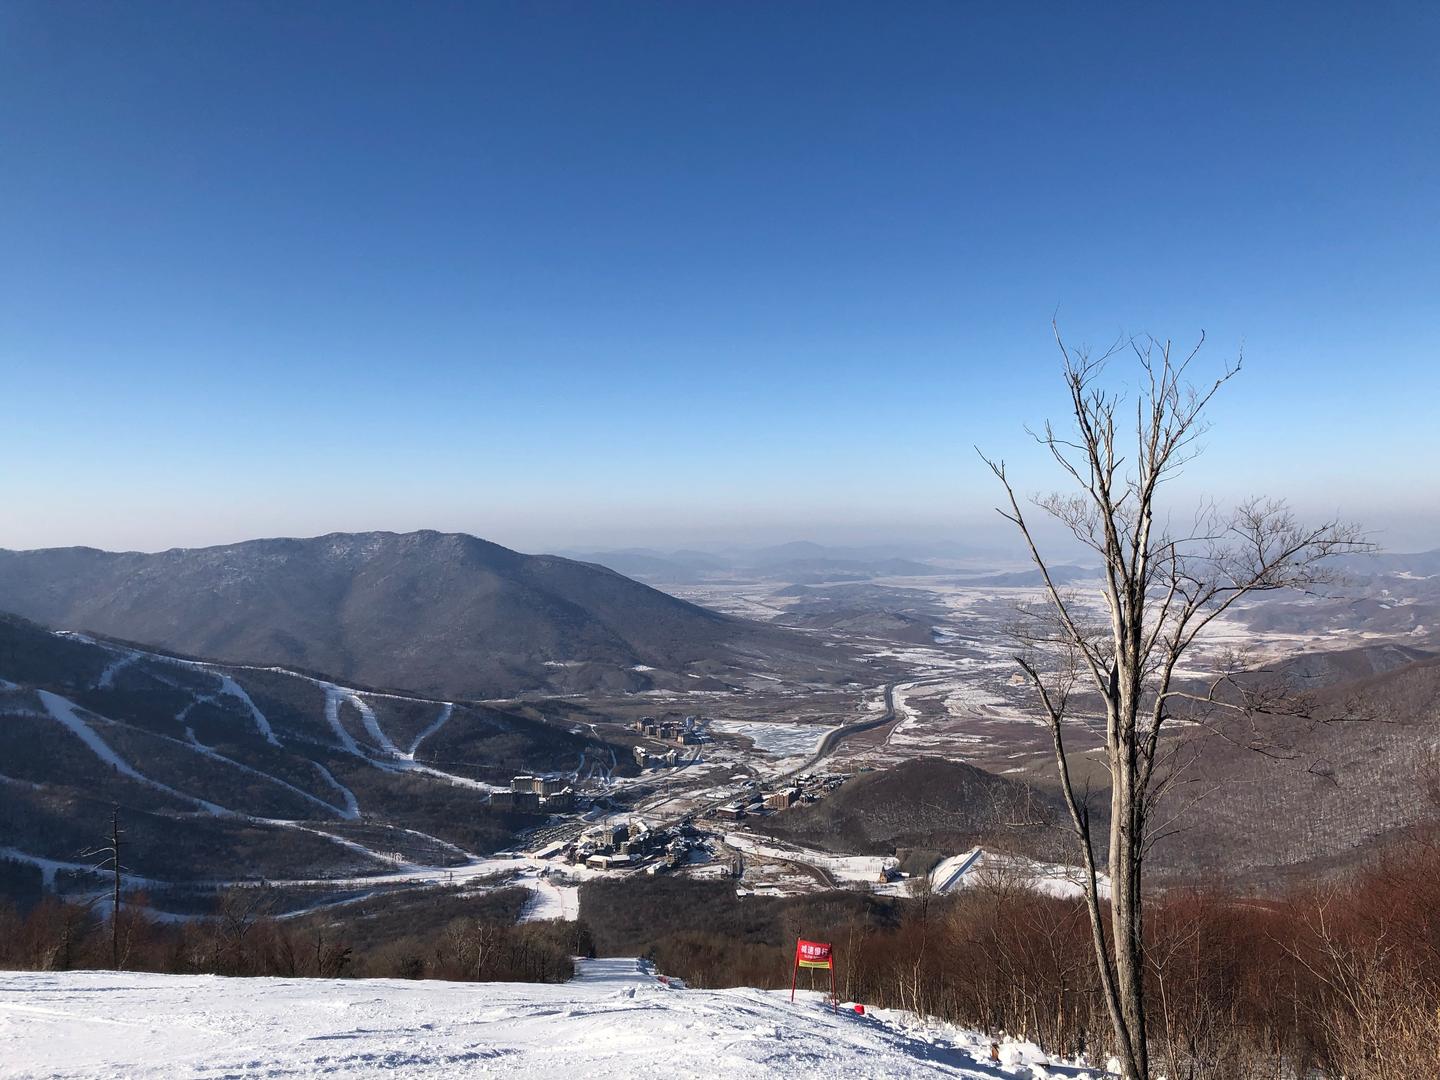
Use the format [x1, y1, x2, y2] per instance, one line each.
[1109, 732, 1149, 1080]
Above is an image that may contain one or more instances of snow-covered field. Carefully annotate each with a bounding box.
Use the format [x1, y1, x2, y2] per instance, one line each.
[725, 832, 897, 885]
[928, 848, 1110, 900]
[709, 719, 837, 760]
[0, 962, 1092, 1079]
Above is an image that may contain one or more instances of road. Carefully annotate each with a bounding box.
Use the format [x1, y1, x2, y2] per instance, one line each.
[808, 682, 898, 763]
[666, 681, 898, 824]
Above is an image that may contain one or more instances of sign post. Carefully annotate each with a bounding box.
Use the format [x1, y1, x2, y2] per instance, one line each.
[790, 938, 837, 1011]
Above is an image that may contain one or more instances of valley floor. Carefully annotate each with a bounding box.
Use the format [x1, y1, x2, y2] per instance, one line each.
[0, 960, 1091, 1079]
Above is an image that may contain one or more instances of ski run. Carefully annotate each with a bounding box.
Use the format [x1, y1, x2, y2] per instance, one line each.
[0, 960, 1102, 1079]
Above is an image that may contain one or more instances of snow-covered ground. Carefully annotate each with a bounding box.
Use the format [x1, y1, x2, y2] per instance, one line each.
[929, 848, 1110, 901]
[0, 963, 1093, 1079]
[519, 867, 582, 922]
[709, 719, 837, 761]
[725, 833, 897, 885]
[721, 834, 1104, 901]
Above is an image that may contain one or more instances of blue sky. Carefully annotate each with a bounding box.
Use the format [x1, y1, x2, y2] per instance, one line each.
[2, 2, 1437, 554]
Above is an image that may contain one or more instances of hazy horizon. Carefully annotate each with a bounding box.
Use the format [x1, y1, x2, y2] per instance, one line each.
[2, 507, 1437, 563]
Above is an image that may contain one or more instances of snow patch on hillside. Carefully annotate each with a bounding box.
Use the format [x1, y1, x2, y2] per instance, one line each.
[929, 847, 1110, 900]
[214, 673, 282, 746]
[725, 833, 898, 885]
[320, 684, 502, 793]
[405, 701, 454, 758]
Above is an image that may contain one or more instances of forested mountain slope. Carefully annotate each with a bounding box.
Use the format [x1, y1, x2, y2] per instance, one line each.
[0, 613, 624, 901]
[0, 531, 853, 699]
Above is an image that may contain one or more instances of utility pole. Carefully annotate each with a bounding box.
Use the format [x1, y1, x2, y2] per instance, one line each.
[109, 806, 122, 970]
[85, 804, 125, 970]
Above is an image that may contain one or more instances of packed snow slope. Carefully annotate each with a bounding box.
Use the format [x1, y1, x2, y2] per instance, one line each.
[0, 960, 1093, 1079]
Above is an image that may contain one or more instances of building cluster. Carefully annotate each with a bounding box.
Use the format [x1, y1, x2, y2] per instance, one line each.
[633, 744, 686, 769]
[487, 774, 575, 813]
[713, 772, 851, 821]
[631, 714, 705, 745]
[629, 714, 707, 771]
[765, 787, 800, 811]
[532, 818, 709, 874]
[795, 772, 850, 796]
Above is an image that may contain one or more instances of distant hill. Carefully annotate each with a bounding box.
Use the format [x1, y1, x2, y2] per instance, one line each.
[559, 548, 728, 585]
[1151, 643, 1440, 884]
[1234, 548, 1440, 644]
[741, 542, 947, 580]
[1266, 642, 1434, 687]
[756, 757, 1073, 862]
[1336, 548, 1440, 577]
[566, 541, 951, 585]
[950, 564, 1096, 588]
[0, 531, 847, 700]
[753, 556, 946, 581]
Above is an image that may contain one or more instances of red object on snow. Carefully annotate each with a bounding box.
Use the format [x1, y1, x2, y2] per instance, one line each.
[853, 1004, 866, 1015]
[790, 938, 838, 1011]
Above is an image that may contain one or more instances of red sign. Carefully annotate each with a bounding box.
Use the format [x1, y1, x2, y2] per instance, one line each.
[795, 939, 833, 969]
[790, 938, 838, 1010]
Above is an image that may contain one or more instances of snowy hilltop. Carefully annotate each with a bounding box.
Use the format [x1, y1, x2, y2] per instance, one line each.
[0, 958, 1098, 1079]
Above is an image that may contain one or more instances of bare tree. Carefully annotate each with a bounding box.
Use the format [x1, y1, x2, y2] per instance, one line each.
[980, 326, 1368, 1080]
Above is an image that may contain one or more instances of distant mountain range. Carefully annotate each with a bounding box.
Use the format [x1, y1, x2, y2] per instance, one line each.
[0, 532, 851, 700]
[1235, 547, 1440, 643]
[948, 564, 1096, 588]
[1337, 547, 1440, 577]
[562, 540, 960, 585]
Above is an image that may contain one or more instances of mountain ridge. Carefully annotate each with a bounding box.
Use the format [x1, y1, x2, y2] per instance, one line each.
[0, 530, 843, 700]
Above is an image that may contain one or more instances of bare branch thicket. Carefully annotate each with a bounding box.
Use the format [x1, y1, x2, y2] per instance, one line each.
[980, 325, 1371, 1080]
